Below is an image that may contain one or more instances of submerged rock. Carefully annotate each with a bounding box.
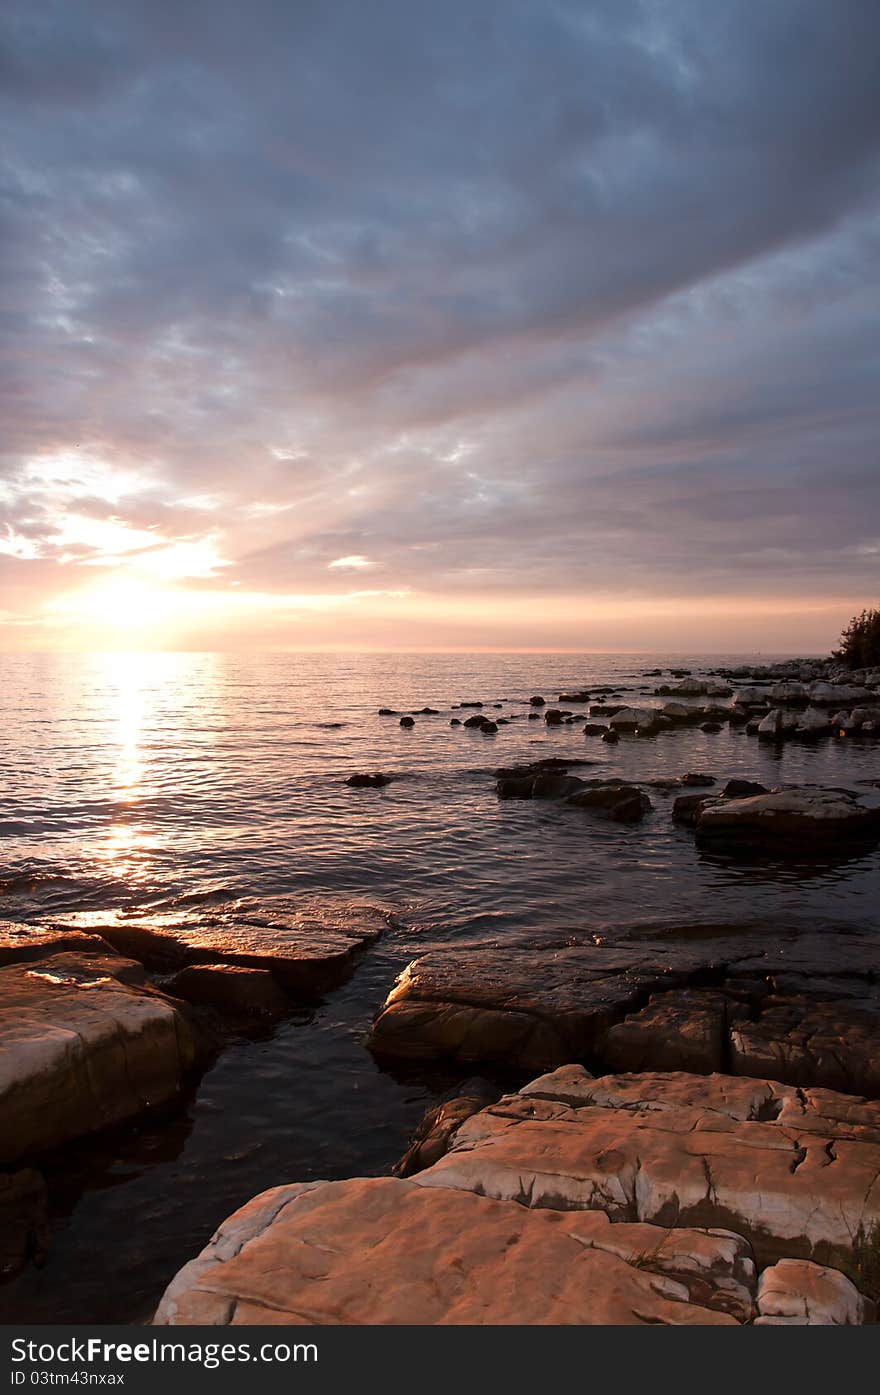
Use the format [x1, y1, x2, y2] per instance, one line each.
[399, 716, 415, 728]
[0, 1168, 49, 1279]
[567, 785, 652, 823]
[346, 772, 392, 788]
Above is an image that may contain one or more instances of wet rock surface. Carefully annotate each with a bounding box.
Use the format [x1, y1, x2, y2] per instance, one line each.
[693, 786, 880, 847]
[164, 964, 290, 1023]
[367, 929, 880, 1093]
[368, 942, 726, 1070]
[47, 899, 391, 996]
[0, 952, 201, 1164]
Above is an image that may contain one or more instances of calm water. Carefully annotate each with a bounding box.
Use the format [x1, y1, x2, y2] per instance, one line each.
[2, 649, 880, 1322]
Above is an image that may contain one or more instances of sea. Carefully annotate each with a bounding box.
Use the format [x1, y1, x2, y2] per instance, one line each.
[2, 649, 879, 1321]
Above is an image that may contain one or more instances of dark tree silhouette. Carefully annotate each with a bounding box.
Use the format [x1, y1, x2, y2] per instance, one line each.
[833, 607, 880, 668]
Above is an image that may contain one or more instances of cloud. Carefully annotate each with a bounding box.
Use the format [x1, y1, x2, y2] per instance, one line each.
[328, 555, 371, 570]
[1, 0, 879, 647]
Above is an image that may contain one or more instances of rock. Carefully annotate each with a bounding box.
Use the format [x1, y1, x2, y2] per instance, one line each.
[463, 713, 489, 729]
[810, 683, 873, 706]
[480, 720, 498, 734]
[848, 706, 880, 729]
[583, 722, 609, 735]
[0, 1168, 50, 1279]
[529, 695, 546, 706]
[602, 730, 620, 744]
[721, 779, 768, 798]
[701, 722, 722, 733]
[794, 707, 831, 737]
[558, 691, 591, 703]
[694, 787, 880, 848]
[756, 708, 798, 739]
[769, 681, 809, 704]
[609, 707, 656, 732]
[414, 1069, 880, 1276]
[377, 708, 398, 716]
[496, 775, 535, 799]
[0, 922, 117, 968]
[345, 772, 392, 788]
[0, 953, 201, 1164]
[672, 794, 712, 826]
[395, 1084, 500, 1177]
[449, 718, 461, 726]
[756, 1259, 875, 1325]
[661, 702, 696, 723]
[544, 709, 564, 725]
[368, 944, 719, 1070]
[399, 716, 415, 728]
[154, 1175, 744, 1325]
[567, 785, 652, 823]
[733, 687, 773, 706]
[165, 965, 290, 1023]
[680, 772, 715, 787]
[590, 703, 624, 716]
[598, 991, 727, 1074]
[459, 702, 483, 709]
[658, 680, 732, 698]
[50, 899, 390, 996]
[531, 773, 583, 798]
[729, 996, 880, 1097]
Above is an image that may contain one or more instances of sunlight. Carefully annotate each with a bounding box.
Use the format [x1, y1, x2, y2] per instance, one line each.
[52, 577, 184, 630]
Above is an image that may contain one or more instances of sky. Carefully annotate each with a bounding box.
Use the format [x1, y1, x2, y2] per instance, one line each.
[2, 0, 879, 653]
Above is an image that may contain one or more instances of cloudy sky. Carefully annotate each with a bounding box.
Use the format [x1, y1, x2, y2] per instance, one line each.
[2, 0, 879, 651]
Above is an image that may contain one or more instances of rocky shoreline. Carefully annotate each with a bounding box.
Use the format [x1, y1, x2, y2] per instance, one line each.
[3, 654, 880, 1322]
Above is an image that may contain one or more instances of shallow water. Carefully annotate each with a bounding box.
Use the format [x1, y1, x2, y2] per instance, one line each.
[2, 650, 879, 1321]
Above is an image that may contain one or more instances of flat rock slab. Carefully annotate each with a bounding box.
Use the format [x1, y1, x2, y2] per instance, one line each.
[368, 930, 880, 1088]
[368, 944, 721, 1071]
[695, 786, 880, 846]
[0, 952, 199, 1164]
[154, 1176, 746, 1325]
[730, 996, 880, 1098]
[165, 965, 290, 1022]
[598, 990, 734, 1075]
[0, 922, 116, 967]
[414, 1068, 880, 1279]
[48, 898, 391, 996]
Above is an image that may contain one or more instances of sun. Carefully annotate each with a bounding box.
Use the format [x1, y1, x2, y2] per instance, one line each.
[48, 576, 183, 632]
